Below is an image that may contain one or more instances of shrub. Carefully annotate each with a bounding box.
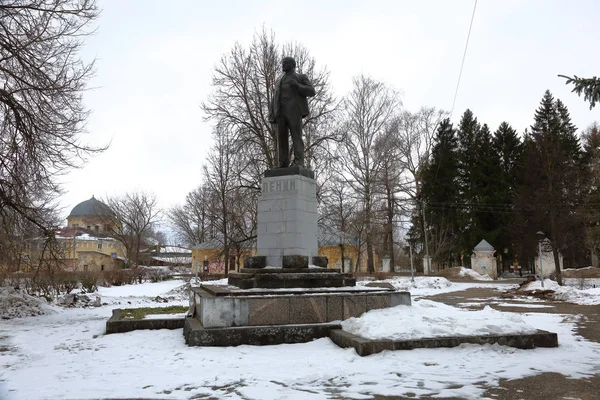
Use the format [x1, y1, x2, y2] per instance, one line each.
[80, 271, 99, 293]
[146, 267, 173, 283]
[103, 269, 136, 286]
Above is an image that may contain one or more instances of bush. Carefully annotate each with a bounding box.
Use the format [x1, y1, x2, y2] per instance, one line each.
[80, 271, 99, 293]
[145, 267, 173, 283]
[52, 271, 78, 295]
[103, 269, 136, 287]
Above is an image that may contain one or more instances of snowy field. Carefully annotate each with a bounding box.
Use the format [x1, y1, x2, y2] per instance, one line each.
[1, 277, 600, 400]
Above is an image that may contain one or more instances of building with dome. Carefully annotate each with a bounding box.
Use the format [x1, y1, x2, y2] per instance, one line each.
[66, 195, 116, 233]
[25, 196, 126, 272]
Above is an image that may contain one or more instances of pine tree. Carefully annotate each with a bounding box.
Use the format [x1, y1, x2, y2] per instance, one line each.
[455, 109, 483, 261]
[515, 90, 589, 284]
[490, 122, 523, 269]
[583, 122, 600, 264]
[420, 119, 460, 266]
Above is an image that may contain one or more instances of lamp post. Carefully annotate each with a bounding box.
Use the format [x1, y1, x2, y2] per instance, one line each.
[536, 231, 544, 288]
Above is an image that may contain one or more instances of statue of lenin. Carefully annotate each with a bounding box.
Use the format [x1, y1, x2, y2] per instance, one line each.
[269, 57, 316, 168]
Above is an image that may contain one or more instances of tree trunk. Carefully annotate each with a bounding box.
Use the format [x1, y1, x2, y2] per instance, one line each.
[552, 247, 563, 285]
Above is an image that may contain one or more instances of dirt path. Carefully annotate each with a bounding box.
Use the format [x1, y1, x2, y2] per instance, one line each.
[417, 284, 600, 400]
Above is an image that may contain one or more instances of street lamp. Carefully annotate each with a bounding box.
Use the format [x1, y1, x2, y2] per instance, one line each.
[536, 231, 545, 288]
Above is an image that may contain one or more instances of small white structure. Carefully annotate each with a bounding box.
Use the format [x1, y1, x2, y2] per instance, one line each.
[535, 239, 564, 278]
[381, 256, 391, 272]
[471, 239, 497, 279]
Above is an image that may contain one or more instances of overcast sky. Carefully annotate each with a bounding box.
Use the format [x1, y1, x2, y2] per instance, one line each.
[60, 0, 600, 223]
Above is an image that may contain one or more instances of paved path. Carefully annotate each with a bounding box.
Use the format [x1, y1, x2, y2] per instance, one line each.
[402, 283, 600, 400]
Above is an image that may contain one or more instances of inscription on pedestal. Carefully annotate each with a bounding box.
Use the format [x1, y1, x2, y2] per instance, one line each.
[257, 174, 319, 268]
[262, 179, 296, 194]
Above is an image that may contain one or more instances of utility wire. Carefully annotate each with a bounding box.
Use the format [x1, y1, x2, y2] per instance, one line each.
[450, 0, 478, 118]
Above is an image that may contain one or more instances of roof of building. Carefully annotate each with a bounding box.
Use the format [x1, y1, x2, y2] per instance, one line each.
[474, 239, 494, 251]
[67, 196, 113, 219]
[55, 227, 117, 241]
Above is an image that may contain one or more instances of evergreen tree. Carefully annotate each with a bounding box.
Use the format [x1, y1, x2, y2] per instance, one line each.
[559, 74, 600, 109]
[490, 122, 523, 269]
[514, 90, 589, 284]
[473, 123, 498, 239]
[582, 122, 600, 264]
[455, 109, 483, 261]
[420, 119, 460, 266]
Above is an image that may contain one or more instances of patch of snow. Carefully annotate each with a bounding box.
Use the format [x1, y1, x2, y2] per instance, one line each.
[341, 300, 538, 340]
[518, 279, 600, 305]
[495, 303, 555, 308]
[357, 276, 515, 299]
[458, 267, 493, 281]
[553, 286, 600, 306]
[519, 279, 561, 291]
[97, 279, 185, 298]
[143, 313, 185, 320]
[200, 278, 229, 286]
[0, 287, 57, 319]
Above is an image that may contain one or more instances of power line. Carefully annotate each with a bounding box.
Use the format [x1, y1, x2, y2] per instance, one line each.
[450, 0, 478, 118]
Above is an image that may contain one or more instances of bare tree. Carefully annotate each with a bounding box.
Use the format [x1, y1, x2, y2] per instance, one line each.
[373, 129, 403, 269]
[320, 174, 358, 272]
[0, 0, 103, 234]
[103, 192, 162, 268]
[202, 27, 337, 171]
[203, 128, 238, 275]
[338, 75, 401, 272]
[168, 184, 216, 247]
[393, 107, 447, 202]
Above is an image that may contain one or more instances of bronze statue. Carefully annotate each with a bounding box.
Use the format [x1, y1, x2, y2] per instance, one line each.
[269, 57, 315, 168]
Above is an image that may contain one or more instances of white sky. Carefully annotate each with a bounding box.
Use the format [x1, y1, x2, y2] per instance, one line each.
[59, 0, 600, 222]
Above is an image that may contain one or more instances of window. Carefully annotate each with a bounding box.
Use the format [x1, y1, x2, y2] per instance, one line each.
[101, 265, 104, 271]
[97, 241, 102, 250]
[95, 225, 99, 232]
[87, 225, 91, 230]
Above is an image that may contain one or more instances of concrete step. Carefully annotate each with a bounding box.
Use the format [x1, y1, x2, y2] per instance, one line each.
[184, 317, 340, 346]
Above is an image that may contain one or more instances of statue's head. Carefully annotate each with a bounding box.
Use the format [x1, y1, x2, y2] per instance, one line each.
[281, 57, 296, 73]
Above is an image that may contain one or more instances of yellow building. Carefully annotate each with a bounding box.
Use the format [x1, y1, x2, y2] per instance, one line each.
[191, 238, 255, 274]
[25, 196, 126, 272]
[190, 225, 379, 274]
[317, 225, 379, 273]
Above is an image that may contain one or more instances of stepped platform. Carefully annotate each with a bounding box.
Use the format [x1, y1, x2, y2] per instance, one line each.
[227, 266, 356, 289]
[184, 284, 411, 346]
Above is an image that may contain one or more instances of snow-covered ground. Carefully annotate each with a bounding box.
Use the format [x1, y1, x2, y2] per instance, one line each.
[357, 276, 515, 298]
[520, 278, 600, 305]
[342, 300, 538, 340]
[1, 277, 600, 399]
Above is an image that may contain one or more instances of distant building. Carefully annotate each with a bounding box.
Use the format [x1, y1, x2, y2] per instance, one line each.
[25, 196, 126, 272]
[66, 195, 118, 233]
[471, 239, 497, 279]
[317, 225, 379, 273]
[140, 244, 192, 266]
[190, 225, 379, 274]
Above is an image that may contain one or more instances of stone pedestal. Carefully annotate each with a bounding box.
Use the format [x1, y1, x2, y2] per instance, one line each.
[256, 168, 318, 268]
[184, 285, 412, 346]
